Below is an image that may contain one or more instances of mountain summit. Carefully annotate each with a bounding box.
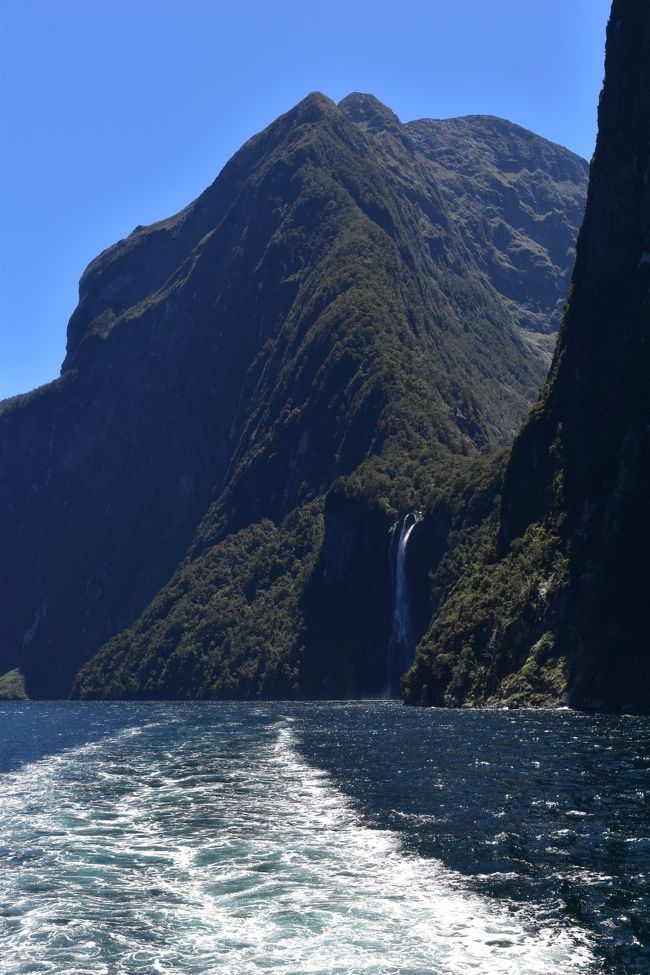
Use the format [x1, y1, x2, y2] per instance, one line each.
[0, 93, 587, 698]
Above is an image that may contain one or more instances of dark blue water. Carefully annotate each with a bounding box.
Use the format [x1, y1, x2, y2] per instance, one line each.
[0, 701, 647, 973]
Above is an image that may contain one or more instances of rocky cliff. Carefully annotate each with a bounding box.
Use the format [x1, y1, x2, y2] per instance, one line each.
[404, 0, 650, 712]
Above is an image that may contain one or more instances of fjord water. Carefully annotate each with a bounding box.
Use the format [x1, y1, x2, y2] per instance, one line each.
[0, 704, 647, 974]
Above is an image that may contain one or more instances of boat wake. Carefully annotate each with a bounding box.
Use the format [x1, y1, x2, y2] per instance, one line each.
[0, 716, 601, 973]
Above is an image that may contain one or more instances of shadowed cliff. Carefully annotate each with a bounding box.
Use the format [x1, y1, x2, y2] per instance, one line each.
[404, 0, 650, 712]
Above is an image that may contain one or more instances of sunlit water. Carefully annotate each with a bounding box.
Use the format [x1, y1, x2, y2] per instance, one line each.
[0, 703, 648, 974]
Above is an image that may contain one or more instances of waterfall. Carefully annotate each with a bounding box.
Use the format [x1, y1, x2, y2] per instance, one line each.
[386, 511, 423, 696]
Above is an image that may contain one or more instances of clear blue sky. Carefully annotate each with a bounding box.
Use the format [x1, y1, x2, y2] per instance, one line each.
[1, 0, 612, 399]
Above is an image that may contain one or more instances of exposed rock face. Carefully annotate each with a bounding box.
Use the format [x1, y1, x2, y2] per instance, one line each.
[0, 93, 586, 698]
[404, 0, 650, 712]
[407, 114, 588, 343]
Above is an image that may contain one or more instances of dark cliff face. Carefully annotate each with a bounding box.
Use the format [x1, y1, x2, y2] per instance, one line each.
[405, 0, 650, 712]
[502, 0, 650, 547]
[0, 92, 586, 698]
[502, 0, 650, 710]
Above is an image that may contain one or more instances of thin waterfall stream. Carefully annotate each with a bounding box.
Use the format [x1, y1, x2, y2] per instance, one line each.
[387, 510, 423, 696]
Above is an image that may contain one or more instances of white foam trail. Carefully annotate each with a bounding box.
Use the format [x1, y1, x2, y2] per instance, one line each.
[0, 720, 601, 974]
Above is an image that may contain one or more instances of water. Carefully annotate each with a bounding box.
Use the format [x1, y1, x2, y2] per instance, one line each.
[393, 513, 421, 652]
[387, 512, 422, 695]
[0, 702, 648, 974]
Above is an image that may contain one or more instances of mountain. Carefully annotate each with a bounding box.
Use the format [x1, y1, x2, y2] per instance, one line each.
[403, 0, 650, 713]
[0, 93, 587, 699]
[407, 114, 586, 347]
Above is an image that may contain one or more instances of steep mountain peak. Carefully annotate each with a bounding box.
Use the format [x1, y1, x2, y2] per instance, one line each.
[284, 90, 338, 124]
[338, 92, 402, 132]
[1, 85, 588, 699]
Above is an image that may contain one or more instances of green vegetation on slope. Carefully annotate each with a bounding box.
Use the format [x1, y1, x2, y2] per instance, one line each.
[0, 669, 28, 700]
[1, 92, 587, 700]
[75, 503, 324, 700]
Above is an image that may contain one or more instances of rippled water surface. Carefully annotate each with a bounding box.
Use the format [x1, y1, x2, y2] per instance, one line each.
[0, 702, 648, 974]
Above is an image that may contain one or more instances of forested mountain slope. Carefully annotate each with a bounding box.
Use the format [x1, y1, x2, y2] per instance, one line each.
[0, 92, 587, 698]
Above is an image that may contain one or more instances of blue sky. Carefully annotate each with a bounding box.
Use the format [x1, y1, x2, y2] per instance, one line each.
[1, 0, 612, 399]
